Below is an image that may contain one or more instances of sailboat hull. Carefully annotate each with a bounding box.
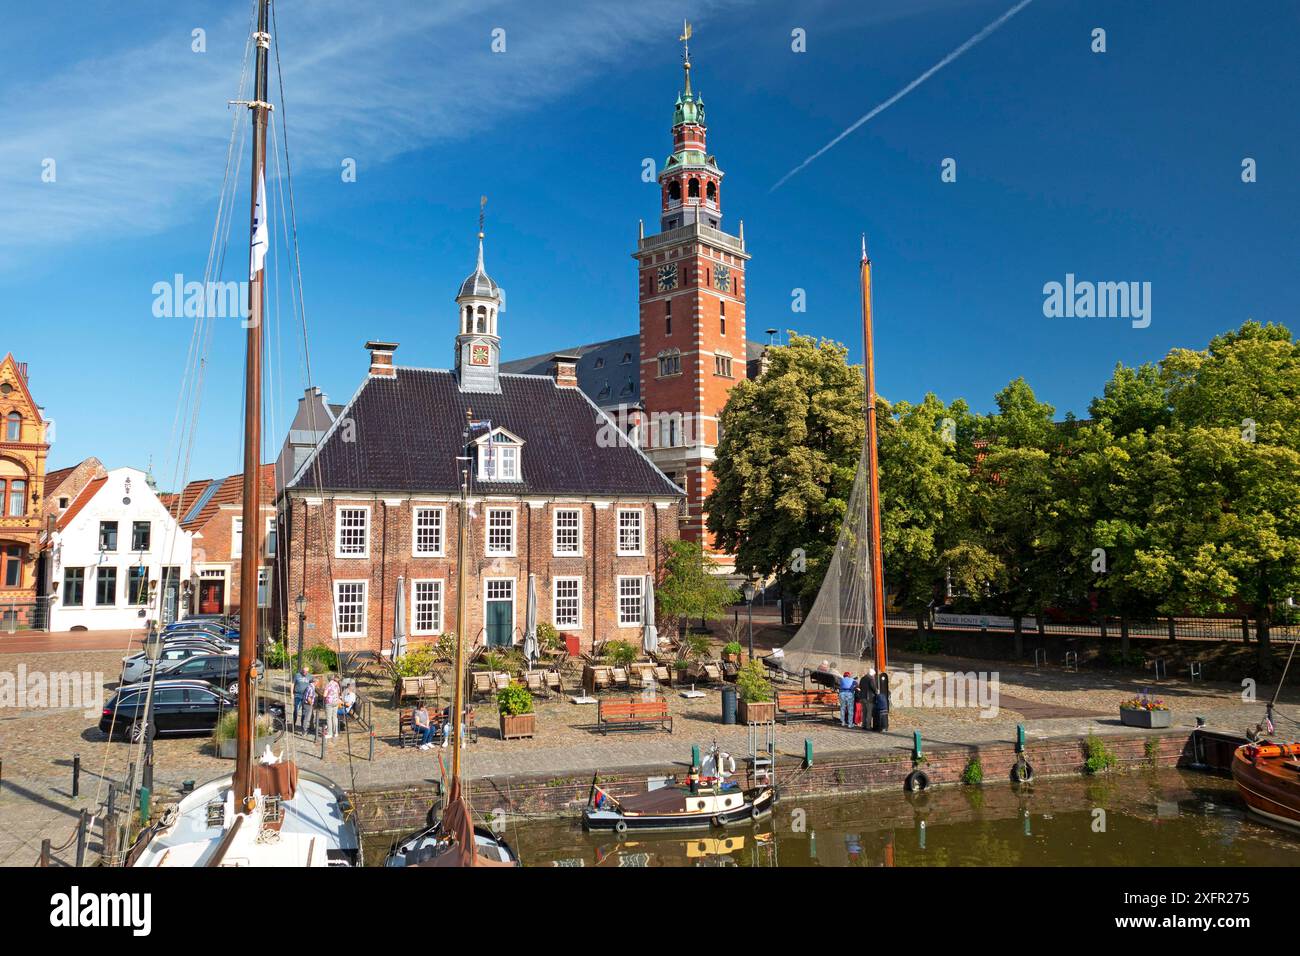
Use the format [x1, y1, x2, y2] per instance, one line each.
[1231, 743, 1300, 831]
[383, 820, 520, 866]
[583, 785, 777, 833]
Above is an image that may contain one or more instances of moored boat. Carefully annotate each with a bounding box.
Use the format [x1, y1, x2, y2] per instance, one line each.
[1231, 742, 1300, 831]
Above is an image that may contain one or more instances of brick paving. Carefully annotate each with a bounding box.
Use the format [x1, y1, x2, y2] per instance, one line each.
[2, 644, 1294, 864]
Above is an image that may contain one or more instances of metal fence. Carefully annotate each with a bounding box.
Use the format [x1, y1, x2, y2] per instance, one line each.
[1, 597, 52, 633]
[885, 612, 1299, 643]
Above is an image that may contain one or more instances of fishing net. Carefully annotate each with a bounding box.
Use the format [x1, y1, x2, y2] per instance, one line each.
[776, 444, 876, 678]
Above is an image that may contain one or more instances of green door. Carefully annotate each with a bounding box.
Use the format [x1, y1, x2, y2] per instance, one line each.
[486, 599, 513, 647]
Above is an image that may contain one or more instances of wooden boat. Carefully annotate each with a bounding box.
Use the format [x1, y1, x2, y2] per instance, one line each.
[583, 744, 777, 833]
[1231, 742, 1300, 830]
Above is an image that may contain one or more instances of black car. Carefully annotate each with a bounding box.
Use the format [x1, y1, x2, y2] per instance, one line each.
[156, 653, 251, 694]
[100, 680, 235, 741]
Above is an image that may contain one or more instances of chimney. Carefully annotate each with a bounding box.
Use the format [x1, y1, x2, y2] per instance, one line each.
[551, 354, 579, 388]
[366, 341, 398, 378]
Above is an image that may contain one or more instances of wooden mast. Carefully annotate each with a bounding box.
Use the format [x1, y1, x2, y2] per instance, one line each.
[451, 425, 470, 783]
[861, 236, 888, 679]
[234, 0, 272, 809]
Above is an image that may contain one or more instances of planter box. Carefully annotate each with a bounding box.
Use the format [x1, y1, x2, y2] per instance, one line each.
[738, 699, 776, 724]
[500, 712, 536, 740]
[1120, 707, 1171, 728]
[216, 733, 282, 759]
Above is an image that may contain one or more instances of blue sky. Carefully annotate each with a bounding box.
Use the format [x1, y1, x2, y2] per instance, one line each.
[2, 0, 1297, 487]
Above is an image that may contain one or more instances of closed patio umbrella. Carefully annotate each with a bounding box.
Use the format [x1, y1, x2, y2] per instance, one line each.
[523, 573, 538, 667]
[642, 573, 658, 654]
[393, 574, 407, 660]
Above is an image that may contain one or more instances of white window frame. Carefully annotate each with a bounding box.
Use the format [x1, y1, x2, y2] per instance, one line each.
[257, 568, 270, 608]
[231, 516, 243, 559]
[335, 504, 370, 558]
[552, 508, 583, 557]
[617, 508, 645, 556]
[333, 580, 368, 639]
[617, 575, 644, 628]
[411, 578, 445, 636]
[412, 506, 446, 557]
[485, 507, 516, 557]
[476, 431, 523, 482]
[553, 575, 583, 630]
[264, 516, 277, 557]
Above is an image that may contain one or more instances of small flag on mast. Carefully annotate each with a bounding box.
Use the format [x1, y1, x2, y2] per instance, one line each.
[250, 170, 268, 279]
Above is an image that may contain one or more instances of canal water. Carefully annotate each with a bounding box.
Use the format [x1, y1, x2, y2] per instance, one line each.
[367, 768, 1300, 866]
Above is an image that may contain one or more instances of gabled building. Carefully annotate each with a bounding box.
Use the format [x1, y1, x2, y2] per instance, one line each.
[45, 467, 193, 630]
[278, 234, 685, 656]
[0, 353, 50, 629]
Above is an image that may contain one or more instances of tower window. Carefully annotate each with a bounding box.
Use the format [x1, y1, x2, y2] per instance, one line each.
[714, 354, 734, 378]
[657, 350, 681, 377]
[720, 301, 726, 336]
[706, 181, 717, 203]
[688, 178, 700, 199]
[665, 300, 672, 335]
[669, 181, 681, 202]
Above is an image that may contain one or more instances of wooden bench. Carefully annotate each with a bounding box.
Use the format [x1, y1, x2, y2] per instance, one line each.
[597, 697, 672, 735]
[394, 675, 440, 706]
[398, 707, 478, 748]
[776, 689, 840, 723]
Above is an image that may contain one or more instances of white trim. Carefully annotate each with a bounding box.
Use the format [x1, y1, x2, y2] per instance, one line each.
[410, 577, 445, 636]
[334, 503, 371, 558]
[484, 505, 516, 557]
[617, 507, 645, 556]
[552, 507, 583, 557]
[411, 505, 446, 557]
[552, 575, 583, 630]
[333, 579, 368, 640]
[616, 575, 644, 628]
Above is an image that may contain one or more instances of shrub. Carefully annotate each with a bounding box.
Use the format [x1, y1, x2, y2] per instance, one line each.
[961, 755, 984, 786]
[214, 710, 275, 741]
[736, 660, 772, 703]
[536, 621, 561, 651]
[497, 682, 533, 717]
[605, 640, 638, 668]
[433, 631, 458, 662]
[393, 646, 438, 678]
[479, 650, 507, 672]
[723, 641, 743, 658]
[294, 644, 337, 674]
[264, 640, 289, 669]
[1083, 732, 1118, 774]
[1105, 649, 1145, 668]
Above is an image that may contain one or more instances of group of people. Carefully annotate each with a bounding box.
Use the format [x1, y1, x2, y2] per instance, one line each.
[291, 667, 359, 740]
[822, 661, 890, 731]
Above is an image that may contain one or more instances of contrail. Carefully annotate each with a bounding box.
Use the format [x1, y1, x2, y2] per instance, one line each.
[770, 0, 1036, 191]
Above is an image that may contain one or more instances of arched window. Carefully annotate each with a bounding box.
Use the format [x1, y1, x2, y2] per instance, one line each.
[688, 178, 700, 199]
[668, 181, 681, 202]
[475, 306, 487, 334]
[706, 181, 717, 203]
[4, 412, 19, 442]
[463, 306, 472, 334]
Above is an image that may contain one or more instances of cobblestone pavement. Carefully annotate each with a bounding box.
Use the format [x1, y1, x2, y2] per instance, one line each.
[2, 646, 1293, 865]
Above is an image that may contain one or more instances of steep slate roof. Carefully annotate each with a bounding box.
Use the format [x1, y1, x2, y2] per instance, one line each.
[500, 334, 768, 408]
[289, 368, 683, 498]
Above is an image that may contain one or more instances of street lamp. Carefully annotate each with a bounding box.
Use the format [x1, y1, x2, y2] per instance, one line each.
[295, 593, 306, 662]
[742, 580, 756, 660]
[141, 625, 164, 795]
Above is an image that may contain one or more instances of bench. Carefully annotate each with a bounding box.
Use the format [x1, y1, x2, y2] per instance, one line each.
[597, 697, 673, 735]
[398, 707, 478, 748]
[776, 689, 840, 723]
[394, 675, 440, 706]
[471, 670, 511, 701]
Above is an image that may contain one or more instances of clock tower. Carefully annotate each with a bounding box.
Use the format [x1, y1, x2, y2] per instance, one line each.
[455, 207, 503, 394]
[633, 23, 749, 568]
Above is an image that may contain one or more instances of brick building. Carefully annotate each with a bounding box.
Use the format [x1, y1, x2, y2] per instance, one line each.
[501, 34, 765, 573]
[277, 240, 684, 656]
[171, 464, 277, 621]
[0, 353, 50, 628]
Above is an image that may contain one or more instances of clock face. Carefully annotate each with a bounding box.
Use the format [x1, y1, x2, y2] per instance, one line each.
[714, 265, 731, 292]
[470, 343, 491, 366]
[657, 263, 678, 292]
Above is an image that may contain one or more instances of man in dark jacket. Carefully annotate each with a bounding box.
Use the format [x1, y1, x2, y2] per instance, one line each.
[872, 672, 890, 732]
[857, 667, 878, 731]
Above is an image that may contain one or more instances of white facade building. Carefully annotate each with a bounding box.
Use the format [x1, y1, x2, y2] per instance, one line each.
[46, 467, 193, 631]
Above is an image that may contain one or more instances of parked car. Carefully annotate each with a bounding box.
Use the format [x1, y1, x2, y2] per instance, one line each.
[155, 653, 254, 695]
[163, 629, 236, 649]
[164, 618, 238, 640]
[120, 640, 236, 684]
[100, 680, 236, 741]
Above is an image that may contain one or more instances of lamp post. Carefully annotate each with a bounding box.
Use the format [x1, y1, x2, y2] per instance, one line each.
[295, 593, 306, 662]
[141, 625, 164, 796]
[742, 580, 756, 660]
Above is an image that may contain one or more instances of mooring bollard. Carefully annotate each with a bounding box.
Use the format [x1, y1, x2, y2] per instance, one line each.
[75, 809, 88, 867]
[912, 730, 923, 762]
[72, 754, 80, 798]
[40, 838, 51, 867]
[104, 784, 118, 863]
[803, 738, 813, 769]
[1016, 723, 1026, 754]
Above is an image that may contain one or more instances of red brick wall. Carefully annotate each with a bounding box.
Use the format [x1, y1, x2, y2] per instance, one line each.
[279, 495, 681, 655]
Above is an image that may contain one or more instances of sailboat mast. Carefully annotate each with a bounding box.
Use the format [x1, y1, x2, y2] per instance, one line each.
[234, 0, 272, 809]
[860, 237, 888, 679]
[451, 449, 470, 782]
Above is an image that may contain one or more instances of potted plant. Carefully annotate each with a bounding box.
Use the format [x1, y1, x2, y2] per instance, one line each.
[605, 639, 638, 669]
[736, 660, 775, 723]
[722, 641, 744, 665]
[1119, 693, 1171, 728]
[497, 681, 535, 740]
[213, 711, 280, 759]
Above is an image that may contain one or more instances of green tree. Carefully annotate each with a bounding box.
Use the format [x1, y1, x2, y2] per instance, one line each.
[655, 539, 740, 638]
[706, 333, 864, 606]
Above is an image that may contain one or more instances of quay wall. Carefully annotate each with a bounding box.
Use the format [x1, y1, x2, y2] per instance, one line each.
[350, 727, 1196, 835]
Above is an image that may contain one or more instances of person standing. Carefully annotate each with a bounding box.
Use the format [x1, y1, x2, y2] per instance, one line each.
[838, 671, 857, 727]
[323, 673, 341, 740]
[300, 677, 317, 736]
[857, 667, 878, 731]
[292, 665, 313, 733]
[872, 672, 890, 732]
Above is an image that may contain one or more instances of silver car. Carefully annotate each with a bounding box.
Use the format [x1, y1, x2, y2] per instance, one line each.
[120, 640, 237, 684]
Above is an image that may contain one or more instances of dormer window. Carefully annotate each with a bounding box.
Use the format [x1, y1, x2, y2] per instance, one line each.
[475, 427, 524, 482]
